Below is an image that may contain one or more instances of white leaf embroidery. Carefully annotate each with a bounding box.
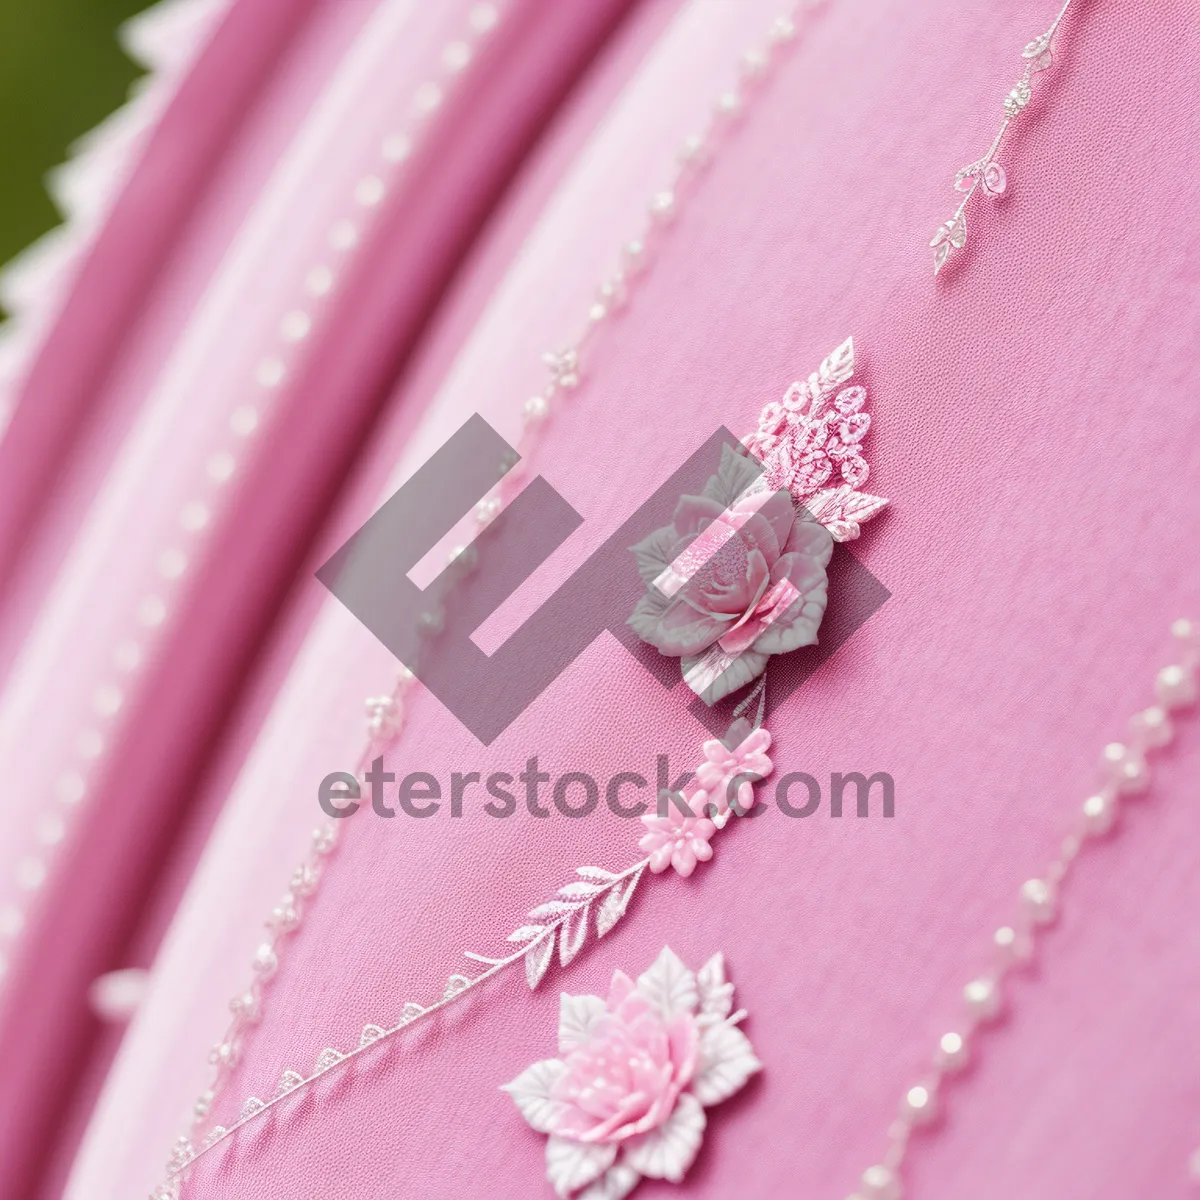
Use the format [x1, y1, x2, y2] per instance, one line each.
[546, 1136, 617, 1199]
[803, 485, 889, 541]
[500, 1059, 568, 1133]
[813, 335, 855, 407]
[577, 1162, 642, 1200]
[526, 932, 556, 990]
[622, 1093, 706, 1182]
[275, 1069, 303, 1096]
[558, 881, 606, 900]
[692, 1022, 762, 1106]
[696, 952, 733, 1019]
[1022, 30, 1052, 58]
[575, 866, 617, 881]
[558, 904, 591, 967]
[558, 992, 606, 1053]
[636, 946, 698, 1019]
[528, 900, 584, 919]
[596, 868, 643, 937]
[506, 924, 547, 943]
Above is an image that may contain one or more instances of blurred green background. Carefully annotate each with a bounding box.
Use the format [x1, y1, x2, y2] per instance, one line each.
[0, 0, 147, 293]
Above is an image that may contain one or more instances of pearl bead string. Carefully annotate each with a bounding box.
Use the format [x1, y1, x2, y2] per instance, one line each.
[846, 618, 1200, 1200]
[154, 5, 821, 1194]
[0, 3, 504, 994]
[473, 8, 812, 520]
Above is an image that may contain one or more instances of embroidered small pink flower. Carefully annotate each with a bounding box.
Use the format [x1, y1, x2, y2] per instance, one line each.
[639, 795, 716, 877]
[980, 160, 1006, 196]
[694, 718, 773, 815]
[503, 948, 761, 1198]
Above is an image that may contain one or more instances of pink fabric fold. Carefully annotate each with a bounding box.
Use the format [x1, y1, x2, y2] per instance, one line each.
[0, 1, 1192, 1199]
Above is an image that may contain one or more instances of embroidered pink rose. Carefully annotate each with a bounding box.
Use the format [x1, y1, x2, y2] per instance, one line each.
[629, 446, 834, 706]
[639, 795, 716, 877]
[503, 948, 761, 1198]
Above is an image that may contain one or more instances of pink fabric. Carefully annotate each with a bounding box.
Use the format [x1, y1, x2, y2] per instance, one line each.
[0, 0, 315, 612]
[0, 0, 638, 1194]
[41, 1, 1200, 1199]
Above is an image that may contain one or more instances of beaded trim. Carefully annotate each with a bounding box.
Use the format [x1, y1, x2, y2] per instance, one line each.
[846, 619, 1200, 1200]
[0, 0, 506, 1000]
[153, 5, 823, 1194]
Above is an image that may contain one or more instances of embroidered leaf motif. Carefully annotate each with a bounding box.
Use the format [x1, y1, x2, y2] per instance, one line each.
[442, 974, 471, 999]
[358, 1023, 386, 1047]
[238, 1096, 265, 1120]
[546, 1136, 617, 1198]
[526, 931, 556, 989]
[577, 1163, 642, 1200]
[803, 485, 889, 542]
[558, 904, 591, 967]
[636, 946, 698, 1019]
[166, 1138, 195, 1172]
[696, 952, 734, 1019]
[528, 900, 584, 919]
[507, 924, 547, 943]
[558, 992, 606, 1053]
[622, 1092, 707, 1182]
[557, 881, 606, 900]
[692, 1023, 762, 1106]
[1022, 30, 1052, 58]
[575, 866, 617, 882]
[200, 1125, 226, 1149]
[313, 1048, 342, 1073]
[931, 212, 967, 272]
[275, 1069, 304, 1096]
[501, 1058, 568, 1133]
[596, 867, 643, 937]
[812, 336, 855, 407]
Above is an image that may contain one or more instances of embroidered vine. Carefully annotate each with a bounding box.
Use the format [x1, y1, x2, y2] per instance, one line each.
[154, 720, 774, 1192]
[931, 0, 1076, 274]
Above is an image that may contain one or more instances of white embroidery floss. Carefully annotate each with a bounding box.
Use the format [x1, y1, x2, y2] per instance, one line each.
[930, 0, 1077, 275]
